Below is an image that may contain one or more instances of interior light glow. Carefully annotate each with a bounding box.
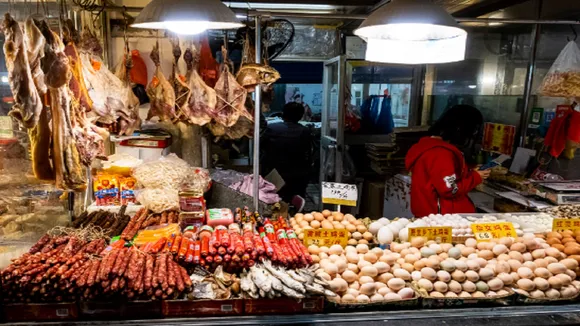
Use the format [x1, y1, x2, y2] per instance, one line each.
[132, 21, 243, 33]
[224, 2, 336, 10]
[468, 85, 477, 89]
[0, 76, 8, 83]
[356, 23, 466, 42]
[364, 34, 466, 64]
[482, 76, 495, 84]
[164, 21, 208, 35]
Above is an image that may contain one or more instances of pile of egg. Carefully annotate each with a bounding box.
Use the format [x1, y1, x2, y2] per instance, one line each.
[500, 213, 554, 234]
[367, 218, 411, 245]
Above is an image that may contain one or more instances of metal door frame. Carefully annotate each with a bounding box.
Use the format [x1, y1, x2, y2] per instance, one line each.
[320, 55, 346, 191]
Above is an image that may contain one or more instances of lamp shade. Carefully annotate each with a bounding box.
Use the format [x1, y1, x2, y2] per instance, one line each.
[355, 0, 467, 64]
[132, 0, 244, 35]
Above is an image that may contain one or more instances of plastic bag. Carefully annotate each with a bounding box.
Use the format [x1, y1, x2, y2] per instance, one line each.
[538, 41, 580, 97]
[132, 154, 192, 189]
[136, 188, 179, 213]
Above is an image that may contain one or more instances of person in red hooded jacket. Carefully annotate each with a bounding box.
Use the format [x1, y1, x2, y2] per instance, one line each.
[405, 105, 490, 217]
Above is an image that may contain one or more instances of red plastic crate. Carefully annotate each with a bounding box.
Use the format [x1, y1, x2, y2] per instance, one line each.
[244, 297, 324, 315]
[2, 302, 78, 322]
[162, 299, 243, 317]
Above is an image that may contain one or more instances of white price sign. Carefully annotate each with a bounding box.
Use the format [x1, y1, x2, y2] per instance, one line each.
[322, 182, 358, 206]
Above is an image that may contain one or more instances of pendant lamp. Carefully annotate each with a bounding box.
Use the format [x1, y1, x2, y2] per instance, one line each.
[355, 0, 467, 64]
[132, 0, 244, 35]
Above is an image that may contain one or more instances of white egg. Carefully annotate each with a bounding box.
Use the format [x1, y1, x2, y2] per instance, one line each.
[377, 226, 394, 244]
[377, 217, 391, 226]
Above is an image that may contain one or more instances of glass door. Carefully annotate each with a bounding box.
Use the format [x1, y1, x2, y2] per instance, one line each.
[320, 56, 346, 187]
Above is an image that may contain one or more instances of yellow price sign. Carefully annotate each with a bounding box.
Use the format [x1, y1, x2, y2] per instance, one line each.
[408, 227, 452, 243]
[303, 228, 349, 247]
[471, 222, 516, 242]
[552, 219, 580, 232]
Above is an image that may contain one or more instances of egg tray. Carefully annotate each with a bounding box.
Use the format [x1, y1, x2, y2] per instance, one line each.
[324, 291, 420, 312]
[411, 283, 516, 309]
[512, 289, 580, 305]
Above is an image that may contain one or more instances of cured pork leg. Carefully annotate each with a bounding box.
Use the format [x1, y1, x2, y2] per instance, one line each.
[28, 106, 54, 180]
[3, 13, 43, 128]
[50, 86, 86, 190]
[114, 52, 141, 136]
[146, 42, 176, 122]
[25, 17, 46, 95]
[182, 47, 214, 126]
[39, 22, 85, 190]
[39, 20, 71, 89]
[64, 39, 93, 112]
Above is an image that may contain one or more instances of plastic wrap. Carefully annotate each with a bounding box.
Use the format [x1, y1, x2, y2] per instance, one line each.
[180, 167, 212, 193]
[278, 25, 338, 59]
[538, 41, 580, 97]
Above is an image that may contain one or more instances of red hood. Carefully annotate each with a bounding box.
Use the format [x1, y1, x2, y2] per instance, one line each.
[405, 137, 463, 170]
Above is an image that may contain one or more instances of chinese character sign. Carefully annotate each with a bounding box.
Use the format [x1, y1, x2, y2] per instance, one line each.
[321, 182, 358, 206]
[471, 222, 516, 242]
[552, 219, 580, 232]
[408, 227, 452, 243]
[303, 228, 349, 247]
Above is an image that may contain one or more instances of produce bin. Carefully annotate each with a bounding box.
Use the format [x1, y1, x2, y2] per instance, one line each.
[513, 291, 580, 305]
[413, 284, 516, 308]
[244, 297, 324, 315]
[325, 294, 419, 312]
[1, 302, 78, 322]
[162, 299, 244, 317]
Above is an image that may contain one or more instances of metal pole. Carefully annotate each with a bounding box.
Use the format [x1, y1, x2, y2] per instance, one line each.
[253, 16, 262, 211]
[519, 0, 543, 147]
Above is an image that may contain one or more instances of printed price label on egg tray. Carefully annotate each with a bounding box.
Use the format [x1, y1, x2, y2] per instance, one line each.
[321, 182, 358, 207]
[303, 229, 349, 247]
[408, 227, 453, 243]
[552, 219, 580, 232]
[471, 222, 516, 241]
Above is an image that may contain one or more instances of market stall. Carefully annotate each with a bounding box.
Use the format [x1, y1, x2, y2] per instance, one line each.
[4, 0, 580, 323]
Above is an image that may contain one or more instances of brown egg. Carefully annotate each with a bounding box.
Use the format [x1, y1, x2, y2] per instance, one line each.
[322, 210, 332, 217]
[314, 213, 325, 221]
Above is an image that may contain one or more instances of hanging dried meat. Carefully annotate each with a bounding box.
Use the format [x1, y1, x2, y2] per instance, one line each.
[64, 31, 93, 113]
[211, 46, 248, 128]
[199, 35, 219, 88]
[236, 34, 280, 92]
[62, 21, 107, 167]
[79, 29, 126, 125]
[3, 13, 44, 128]
[21, 16, 54, 180]
[181, 46, 214, 126]
[38, 20, 85, 190]
[114, 48, 142, 136]
[170, 38, 191, 120]
[146, 42, 176, 122]
[25, 17, 46, 95]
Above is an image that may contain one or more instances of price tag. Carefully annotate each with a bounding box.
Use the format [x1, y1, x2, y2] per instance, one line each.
[303, 228, 349, 247]
[408, 227, 452, 243]
[0, 116, 13, 138]
[321, 182, 358, 206]
[552, 219, 580, 232]
[471, 222, 516, 241]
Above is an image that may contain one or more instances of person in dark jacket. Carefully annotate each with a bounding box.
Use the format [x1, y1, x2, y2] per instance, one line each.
[405, 105, 490, 217]
[263, 102, 312, 202]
